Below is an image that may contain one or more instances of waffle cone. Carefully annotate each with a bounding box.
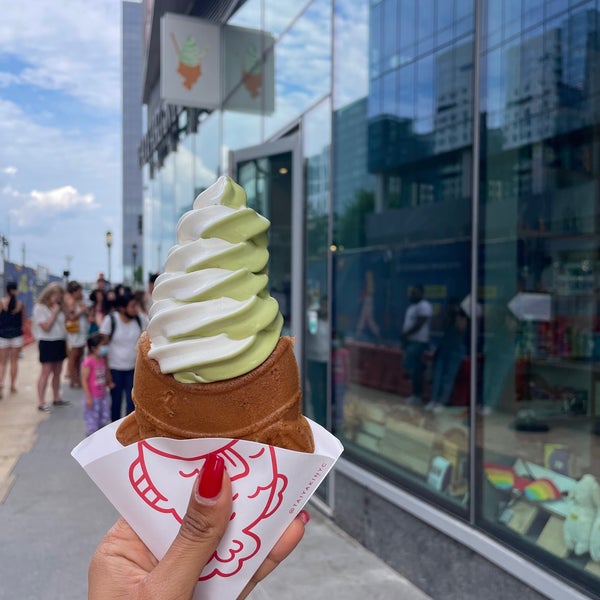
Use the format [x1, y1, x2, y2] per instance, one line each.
[116, 332, 315, 453]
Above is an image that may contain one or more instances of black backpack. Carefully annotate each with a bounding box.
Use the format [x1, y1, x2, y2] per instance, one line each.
[109, 312, 142, 342]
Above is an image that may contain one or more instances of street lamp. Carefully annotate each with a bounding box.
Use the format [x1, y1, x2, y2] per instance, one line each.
[105, 230, 113, 283]
[132, 243, 138, 285]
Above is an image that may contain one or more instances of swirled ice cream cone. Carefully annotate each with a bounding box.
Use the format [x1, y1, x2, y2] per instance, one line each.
[116, 176, 314, 453]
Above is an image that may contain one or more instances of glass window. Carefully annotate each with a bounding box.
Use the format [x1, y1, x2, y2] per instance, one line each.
[333, 0, 473, 514]
[193, 112, 220, 195]
[265, 0, 314, 39]
[399, 0, 416, 62]
[333, 0, 369, 109]
[504, 0, 523, 40]
[383, 0, 398, 68]
[417, 0, 435, 54]
[478, 3, 600, 594]
[304, 98, 332, 432]
[437, 0, 455, 46]
[415, 54, 434, 133]
[264, 0, 332, 139]
[228, 0, 261, 29]
[222, 109, 261, 151]
[174, 134, 194, 220]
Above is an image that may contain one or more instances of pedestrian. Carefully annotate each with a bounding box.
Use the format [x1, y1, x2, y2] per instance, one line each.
[81, 333, 113, 436]
[89, 453, 309, 599]
[332, 330, 350, 432]
[88, 288, 110, 336]
[425, 299, 468, 412]
[0, 281, 25, 398]
[306, 295, 329, 426]
[400, 284, 433, 406]
[356, 269, 381, 342]
[64, 280, 88, 388]
[99, 292, 147, 421]
[32, 282, 69, 411]
[142, 272, 159, 317]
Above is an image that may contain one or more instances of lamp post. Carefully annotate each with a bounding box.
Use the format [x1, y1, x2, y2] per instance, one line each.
[105, 230, 113, 284]
[132, 243, 138, 286]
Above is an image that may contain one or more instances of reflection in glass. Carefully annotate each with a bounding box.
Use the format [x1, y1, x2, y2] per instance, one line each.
[265, 0, 314, 38]
[237, 153, 293, 334]
[264, 0, 331, 139]
[478, 3, 600, 592]
[333, 0, 369, 109]
[333, 0, 473, 513]
[304, 99, 331, 430]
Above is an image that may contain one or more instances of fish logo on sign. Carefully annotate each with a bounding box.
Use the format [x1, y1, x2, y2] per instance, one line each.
[128, 439, 288, 580]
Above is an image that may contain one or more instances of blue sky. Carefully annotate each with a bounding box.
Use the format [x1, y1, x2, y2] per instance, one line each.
[0, 0, 126, 283]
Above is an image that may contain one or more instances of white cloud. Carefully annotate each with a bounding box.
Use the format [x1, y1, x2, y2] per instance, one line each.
[8, 185, 98, 226]
[0, 0, 121, 111]
[2, 166, 17, 175]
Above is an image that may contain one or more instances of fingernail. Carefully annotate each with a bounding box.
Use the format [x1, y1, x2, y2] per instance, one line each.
[299, 510, 310, 525]
[197, 454, 225, 500]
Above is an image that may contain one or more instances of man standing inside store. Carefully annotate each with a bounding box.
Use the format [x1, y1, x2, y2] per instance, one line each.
[401, 284, 433, 406]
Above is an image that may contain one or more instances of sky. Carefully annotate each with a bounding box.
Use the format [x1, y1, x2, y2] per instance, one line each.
[0, 0, 125, 283]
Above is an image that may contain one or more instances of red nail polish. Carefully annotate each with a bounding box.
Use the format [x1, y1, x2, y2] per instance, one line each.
[198, 454, 224, 499]
[299, 510, 310, 525]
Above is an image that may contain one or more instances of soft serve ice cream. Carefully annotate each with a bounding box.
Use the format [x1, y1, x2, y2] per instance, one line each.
[116, 176, 314, 453]
[147, 177, 282, 383]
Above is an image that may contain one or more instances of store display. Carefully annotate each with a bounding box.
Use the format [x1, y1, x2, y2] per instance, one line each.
[537, 516, 569, 558]
[524, 478, 562, 502]
[563, 474, 600, 556]
[379, 420, 437, 476]
[427, 456, 452, 492]
[503, 500, 539, 535]
[588, 508, 600, 562]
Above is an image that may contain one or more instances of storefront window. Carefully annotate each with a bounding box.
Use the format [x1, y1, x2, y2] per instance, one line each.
[333, 0, 473, 513]
[174, 132, 194, 218]
[304, 98, 332, 431]
[478, 1, 600, 593]
[264, 0, 331, 139]
[193, 112, 219, 195]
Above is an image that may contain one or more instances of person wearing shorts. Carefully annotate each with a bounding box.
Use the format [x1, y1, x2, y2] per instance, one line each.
[0, 281, 25, 398]
[32, 282, 68, 411]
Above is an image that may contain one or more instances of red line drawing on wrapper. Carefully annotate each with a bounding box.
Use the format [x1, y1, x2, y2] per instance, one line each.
[128, 440, 288, 580]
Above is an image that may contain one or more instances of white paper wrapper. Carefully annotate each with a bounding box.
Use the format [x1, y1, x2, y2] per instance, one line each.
[72, 418, 343, 599]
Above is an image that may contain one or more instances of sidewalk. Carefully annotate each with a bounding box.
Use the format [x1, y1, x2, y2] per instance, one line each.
[0, 343, 430, 599]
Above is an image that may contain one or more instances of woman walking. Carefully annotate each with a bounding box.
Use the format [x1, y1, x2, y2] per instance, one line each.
[0, 281, 25, 398]
[32, 282, 68, 411]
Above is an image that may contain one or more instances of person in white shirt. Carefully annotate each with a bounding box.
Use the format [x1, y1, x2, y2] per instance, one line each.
[99, 292, 147, 421]
[32, 282, 68, 411]
[401, 285, 433, 405]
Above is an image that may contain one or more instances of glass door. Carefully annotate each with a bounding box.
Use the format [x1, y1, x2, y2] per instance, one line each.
[230, 136, 304, 368]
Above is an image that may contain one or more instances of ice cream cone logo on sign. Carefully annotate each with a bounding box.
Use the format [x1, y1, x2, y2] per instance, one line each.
[128, 440, 287, 580]
[171, 32, 205, 90]
[242, 43, 263, 98]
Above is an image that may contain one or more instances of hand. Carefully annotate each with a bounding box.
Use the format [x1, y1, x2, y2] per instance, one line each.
[85, 395, 93, 409]
[89, 454, 307, 600]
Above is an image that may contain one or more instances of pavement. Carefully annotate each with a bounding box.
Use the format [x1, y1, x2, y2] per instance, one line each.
[0, 342, 431, 599]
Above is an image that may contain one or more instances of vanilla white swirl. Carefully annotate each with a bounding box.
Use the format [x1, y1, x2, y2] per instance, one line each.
[147, 176, 283, 382]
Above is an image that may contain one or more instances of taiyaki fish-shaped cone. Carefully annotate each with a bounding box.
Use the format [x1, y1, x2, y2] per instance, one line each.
[116, 332, 315, 453]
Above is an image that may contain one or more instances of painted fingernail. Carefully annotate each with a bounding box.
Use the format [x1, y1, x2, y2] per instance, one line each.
[198, 454, 225, 499]
[299, 510, 310, 525]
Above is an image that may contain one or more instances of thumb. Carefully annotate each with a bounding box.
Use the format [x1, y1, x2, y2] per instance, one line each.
[145, 454, 232, 599]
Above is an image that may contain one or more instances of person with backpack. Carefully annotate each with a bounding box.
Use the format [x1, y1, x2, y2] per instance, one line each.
[99, 291, 147, 421]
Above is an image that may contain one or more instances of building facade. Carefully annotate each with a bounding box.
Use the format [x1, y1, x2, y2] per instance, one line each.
[122, 0, 144, 287]
[135, 1, 600, 598]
